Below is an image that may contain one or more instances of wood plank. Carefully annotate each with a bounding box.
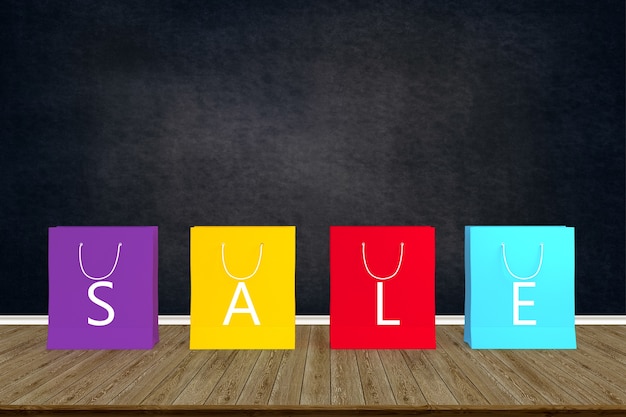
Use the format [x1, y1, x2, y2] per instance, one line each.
[330, 349, 364, 405]
[237, 350, 284, 405]
[11, 349, 114, 405]
[488, 349, 583, 405]
[422, 330, 487, 405]
[140, 349, 213, 405]
[50, 349, 145, 405]
[604, 325, 626, 340]
[0, 325, 21, 337]
[0, 349, 91, 404]
[106, 327, 190, 405]
[172, 350, 238, 405]
[0, 326, 48, 365]
[450, 325, 624, 404]
[74, 326, 186, 405]
[504, 349, 611, 405]
[567, 327, 626, 391]
[378, 349, 426, 406]
[537, 348, 626, 405]
[2, 404, 626, 416]
[401, 349, 458, 405]
[268, 326, 310, 405]
[589, 326, 626, 352]
[300, 325, 330, 405]
[204, 350, 261, 405]
[1, 324, 625, 410]
[0, 326, 43, 353]
[0, 331, 81, 388]
[439, 327, 537, 405]
[355, 350, 396, 405]
[576, 328, 626, 379]
[581, 326, 626, 361]
[443, 326, 552, 405]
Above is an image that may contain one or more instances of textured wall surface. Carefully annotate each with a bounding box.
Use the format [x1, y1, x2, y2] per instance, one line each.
[1, 0, 624, 314]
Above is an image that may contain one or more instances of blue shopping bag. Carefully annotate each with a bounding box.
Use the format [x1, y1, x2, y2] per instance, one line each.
[464, 226, 576, 349]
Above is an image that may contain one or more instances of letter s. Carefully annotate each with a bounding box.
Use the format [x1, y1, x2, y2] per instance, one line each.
[87, 281, 115, 326]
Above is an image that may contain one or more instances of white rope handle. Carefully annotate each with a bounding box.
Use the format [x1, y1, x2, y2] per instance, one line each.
[221, 243, 263, 280]
[361, 242, 405, 281]
[78, 242, 122, 281]
[501, 242, 544, 280]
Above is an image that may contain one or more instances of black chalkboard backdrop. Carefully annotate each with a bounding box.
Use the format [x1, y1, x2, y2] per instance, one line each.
[1, 0, 624, 315]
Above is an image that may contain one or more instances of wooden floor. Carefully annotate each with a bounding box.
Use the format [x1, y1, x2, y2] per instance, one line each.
[0, 325, 625, 416]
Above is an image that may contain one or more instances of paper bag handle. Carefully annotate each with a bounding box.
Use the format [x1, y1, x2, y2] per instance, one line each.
[361, 242, 404, 281]
[221, 243, 263, 280]
[501, 242, 544, 280]
[78, 242, 122, 281]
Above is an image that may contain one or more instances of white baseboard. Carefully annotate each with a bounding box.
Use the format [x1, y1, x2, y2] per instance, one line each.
[1, 315, 625, 325]
[572, 315, 626, 325]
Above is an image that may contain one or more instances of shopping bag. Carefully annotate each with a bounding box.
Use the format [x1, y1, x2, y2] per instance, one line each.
[190, 226, 295, 349]
[330, 226, 435, 349]
[48, 226, 158, 349]
[464, 226, 576, 349]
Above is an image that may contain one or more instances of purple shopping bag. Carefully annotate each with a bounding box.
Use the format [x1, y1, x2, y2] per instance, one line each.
[48, 226, 158, 349]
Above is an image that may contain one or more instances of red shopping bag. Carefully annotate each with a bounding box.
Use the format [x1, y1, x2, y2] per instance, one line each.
[330, 226, 435, 349]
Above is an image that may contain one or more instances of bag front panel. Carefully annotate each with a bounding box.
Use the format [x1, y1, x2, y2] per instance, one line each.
[190, 226, 295, 349]
[48, 226, 158, 349]
[465, 226, 575, 349]
[330, 226, 435, 349]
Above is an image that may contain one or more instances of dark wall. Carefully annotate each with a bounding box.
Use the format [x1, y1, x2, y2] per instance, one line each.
[1, 0, 624, 315]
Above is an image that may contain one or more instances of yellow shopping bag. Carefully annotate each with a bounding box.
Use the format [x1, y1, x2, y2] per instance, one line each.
[190, 226, 295, 349]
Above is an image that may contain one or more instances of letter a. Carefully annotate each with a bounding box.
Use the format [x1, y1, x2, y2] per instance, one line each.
[223, 282, 260, 325]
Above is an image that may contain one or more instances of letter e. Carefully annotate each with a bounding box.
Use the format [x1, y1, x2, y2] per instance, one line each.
[513, 281, 536, 326]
